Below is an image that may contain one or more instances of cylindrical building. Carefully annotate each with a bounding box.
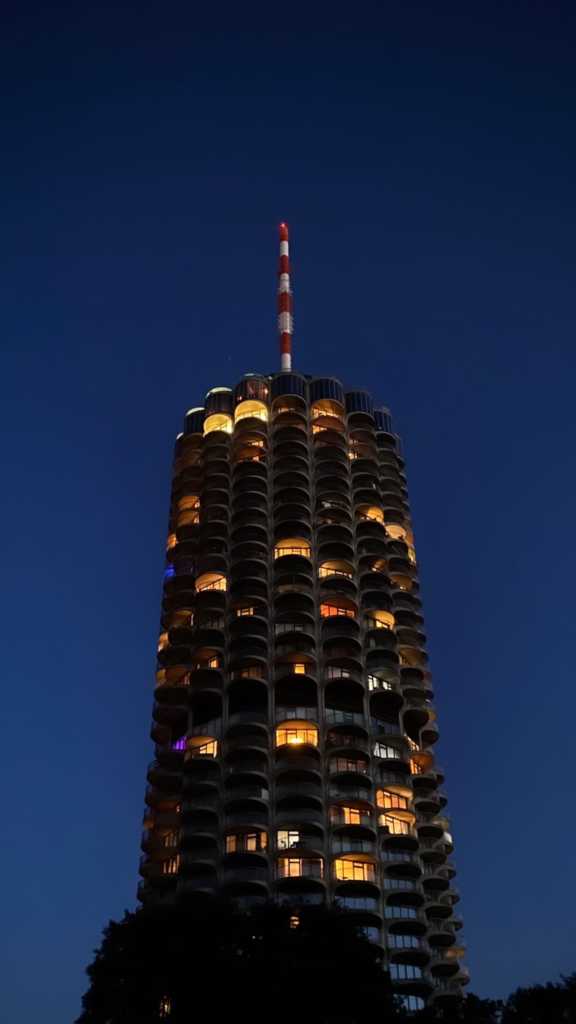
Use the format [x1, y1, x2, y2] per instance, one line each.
[139, 231, 468, 1013]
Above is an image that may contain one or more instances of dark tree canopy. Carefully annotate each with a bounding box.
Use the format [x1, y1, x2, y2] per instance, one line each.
[77, 901, 402, 1024]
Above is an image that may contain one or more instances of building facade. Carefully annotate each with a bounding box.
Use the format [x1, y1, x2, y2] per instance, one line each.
[139, 229, 468, 1011]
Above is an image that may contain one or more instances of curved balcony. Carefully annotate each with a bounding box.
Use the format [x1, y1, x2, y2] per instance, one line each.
[225, 723, 269, 754]
[276, 771, 323, 803]
[272, 423, 308, 444]
[275, 805, 325, 829]
[275, 746, 321, 776]
[230, 522, 268, 546]
[229, 577, 268, 602]
[230, 505, 268, 529]
[154, 671, 190, 707]
[273, 485, 311, 510]
[275, 857, 325, 890]
[274, 591, 315, 619]
[326, 726, 369, 755]
[328, 754, 370, 780]
[221, 860, 270, 893]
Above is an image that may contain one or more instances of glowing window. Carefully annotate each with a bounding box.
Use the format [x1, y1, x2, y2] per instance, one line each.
[162, 830, 179, 848]
[195, 573, 227, 592]
[159, 995, 172, 1018]
[373, 743, 402, 759]
[274, 538, 311, 559]
[385, 523, 407, 541]
[275, 724, 318, 747]
[318, 561, 353, 579]
[367, 674, 392, 691]
[379, 814, 411, 835]
[171, 737, 186, 752]
[358, 506, 385, 523]
[311, 399, 344, 421]
[188, 739, 218, 758]
[277, 829, 301, 850]
[157, 632, 168, 652]
[376, 790, 409, 810]
[277, 857, 323, 879]
[336, 806, 363, 826]
[366, 610, 395, 630]
[290, 915, 300, 929]
[203, 413, 233, 435]
[236, 606, 255, 616]
[407, 545, 417, 564]
[226, 832, 267, 853]
[166, 533, 177, 550]
[293, 663, 307, 675]
[161, 856, 180, 876]
[178, 495, 200, 512]
[410, 759, 423, 775]
[234, 399, 269, 423]
[320, 604, 356, 619]
[390, 574, 412, 591]
[334, 859, 376, 882]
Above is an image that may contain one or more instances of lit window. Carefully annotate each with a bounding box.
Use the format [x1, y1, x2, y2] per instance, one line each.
[318, 561, 353, 579]
[203, 412, 233, 435]
[277, 857, 323, 879]
[157, 632, 169, 652]
[293, 663, 306, 675]
[161, 856, 180, 876]
[358, 506, 385, 523]
[188, 739, 218, 758]
[407, 545, 417, 564]
[410, 759, 423, 775]
[385, 523, 407, 541]
[159, 995, 172, 1018]
[171, 736, 186, 752]
[226, 831, 267, 853]
[379, 814, 411, 835]
[162, 830, 179, 848]
[320, 604, 356, 619]
[311, 399, 344, 421]
[373, 743, 402, 759]
[178, 495, 200, 512]
[334, 806, 364, 826]
[205, 656, 220, 669]
[234, 399, 269, 423]
[275, 725, 318, 747]
[274, 538, 311, 559]
[290, 915, 300, 929]
[367, 674, 392, 691]
[376, 790, 409, 810]
[366, 610, 395, 630]
[166, 533, 177, 550]
[236, 606, 255, 616]
[334, 859, 376, 882]
[195, 573, 227, 593]
[277, 830, 301, 850]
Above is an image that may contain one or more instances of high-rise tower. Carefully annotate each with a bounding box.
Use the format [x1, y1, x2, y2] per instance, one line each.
[140, 226, 468, 1012]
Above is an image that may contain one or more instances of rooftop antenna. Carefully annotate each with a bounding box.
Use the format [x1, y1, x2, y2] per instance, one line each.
[278, 223, 293, 371]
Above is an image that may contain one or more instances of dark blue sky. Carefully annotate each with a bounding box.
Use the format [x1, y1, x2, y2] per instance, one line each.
[2, 3, 575, 1020]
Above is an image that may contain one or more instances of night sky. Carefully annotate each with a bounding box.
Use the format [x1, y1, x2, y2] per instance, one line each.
[2, 3, 576, 1021]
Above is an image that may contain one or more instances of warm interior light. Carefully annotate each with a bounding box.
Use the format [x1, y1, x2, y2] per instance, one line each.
[234, 399, 269, 423]
[203, 412, 233, 435]
[385, 523, 407, 541]
[367, 609, 395, 630]
[276, 723, 318, 747]
[195, 572, 227, 593]
[274, 537, 311, 559]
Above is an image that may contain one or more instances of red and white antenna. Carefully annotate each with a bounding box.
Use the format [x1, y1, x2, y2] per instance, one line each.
[278, 222, 293, 371]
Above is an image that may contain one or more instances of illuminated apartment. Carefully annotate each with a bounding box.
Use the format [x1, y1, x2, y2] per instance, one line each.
[140, 225, 468, 1011]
